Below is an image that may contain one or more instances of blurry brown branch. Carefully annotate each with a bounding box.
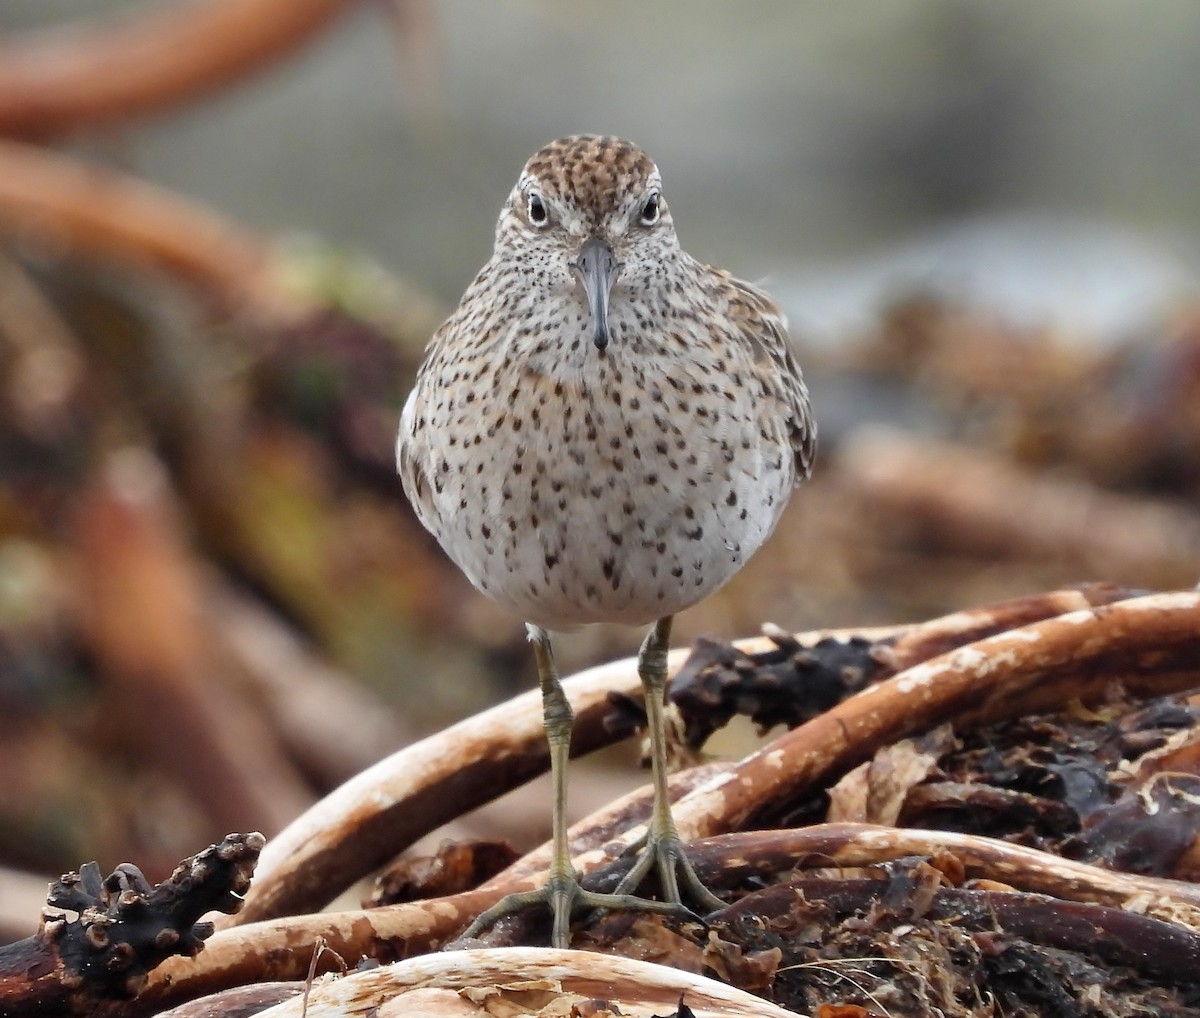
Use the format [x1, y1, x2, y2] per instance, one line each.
[0, 181, 444, 877]
[0, 0, 362, 138]
[0, 138, 302, 315]
[77, 449, 315, 839]
[840, 424, 1200, 588]
[210, 588, 410, 787]
[0, 248, 86, 443]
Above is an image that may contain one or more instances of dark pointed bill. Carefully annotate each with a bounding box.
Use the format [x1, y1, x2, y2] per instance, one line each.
[571, 236, 620, 350]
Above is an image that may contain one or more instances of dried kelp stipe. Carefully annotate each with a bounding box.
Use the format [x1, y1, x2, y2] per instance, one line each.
[230, 653, 658, 928]
[0, 832, 263, 1014]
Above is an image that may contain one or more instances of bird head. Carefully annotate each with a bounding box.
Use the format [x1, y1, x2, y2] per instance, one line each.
[496, 135, 680, 351]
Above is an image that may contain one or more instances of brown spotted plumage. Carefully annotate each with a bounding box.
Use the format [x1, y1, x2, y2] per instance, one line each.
[397, 135, 814, 947]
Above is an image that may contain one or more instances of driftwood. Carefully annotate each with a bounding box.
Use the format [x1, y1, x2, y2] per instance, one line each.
[118, 590, 1200, 1012]
[225, 649, 694, 928]
[225, 585, 1200, 930]
[90, 828, 1200, 1015]
[77, 449, 315, 840]
[210, 587, 412, 787]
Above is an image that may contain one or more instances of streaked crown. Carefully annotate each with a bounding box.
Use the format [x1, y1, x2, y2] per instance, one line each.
[509, 135, 666, 239]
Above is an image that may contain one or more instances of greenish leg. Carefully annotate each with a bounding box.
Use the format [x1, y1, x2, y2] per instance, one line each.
[459, 623, 686, 948]
[612, 615, 726, 912]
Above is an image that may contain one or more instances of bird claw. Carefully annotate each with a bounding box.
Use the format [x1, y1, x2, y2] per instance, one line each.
[456, 870, 690, 950]
[612, 831, 727, 917]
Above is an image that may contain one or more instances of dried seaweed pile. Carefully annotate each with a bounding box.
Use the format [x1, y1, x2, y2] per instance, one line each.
[675, 695, 1200, 1016]
[6, 587, 1200, 1015]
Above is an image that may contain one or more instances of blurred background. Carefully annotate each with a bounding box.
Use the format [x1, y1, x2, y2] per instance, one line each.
[2, 0, 1199, 937]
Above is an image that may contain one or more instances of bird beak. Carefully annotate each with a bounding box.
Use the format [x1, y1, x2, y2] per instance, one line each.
[571, 236, 620, 350]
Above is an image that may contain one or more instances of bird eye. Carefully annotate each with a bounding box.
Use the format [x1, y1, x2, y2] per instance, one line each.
[639, 192, 661, 226]
[526, 191, 549, 227]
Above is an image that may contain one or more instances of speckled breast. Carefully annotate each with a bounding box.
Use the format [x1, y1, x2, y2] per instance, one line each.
[416, 335, 797, 631]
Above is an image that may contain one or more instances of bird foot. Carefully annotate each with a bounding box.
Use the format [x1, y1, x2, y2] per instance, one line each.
[458, 869, 695, 950]
[612, 830, 727, 916]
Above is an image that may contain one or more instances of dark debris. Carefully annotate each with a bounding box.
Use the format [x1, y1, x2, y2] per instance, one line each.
[7, 831, 264, 1005]
[709, 876, 1200, 1017]
[667, 634, 886, 748]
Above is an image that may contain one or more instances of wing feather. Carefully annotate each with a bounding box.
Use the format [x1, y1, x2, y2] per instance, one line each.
[725, 274, 816, 485]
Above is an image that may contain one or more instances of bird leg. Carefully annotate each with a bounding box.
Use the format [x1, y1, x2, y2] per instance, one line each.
[459, 623, 685, 948]
[611, 615, 726, 913]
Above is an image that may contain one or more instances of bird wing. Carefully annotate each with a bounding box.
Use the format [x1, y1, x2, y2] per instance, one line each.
[396, 382, 437, 532]
[726, 275, 817, 486]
